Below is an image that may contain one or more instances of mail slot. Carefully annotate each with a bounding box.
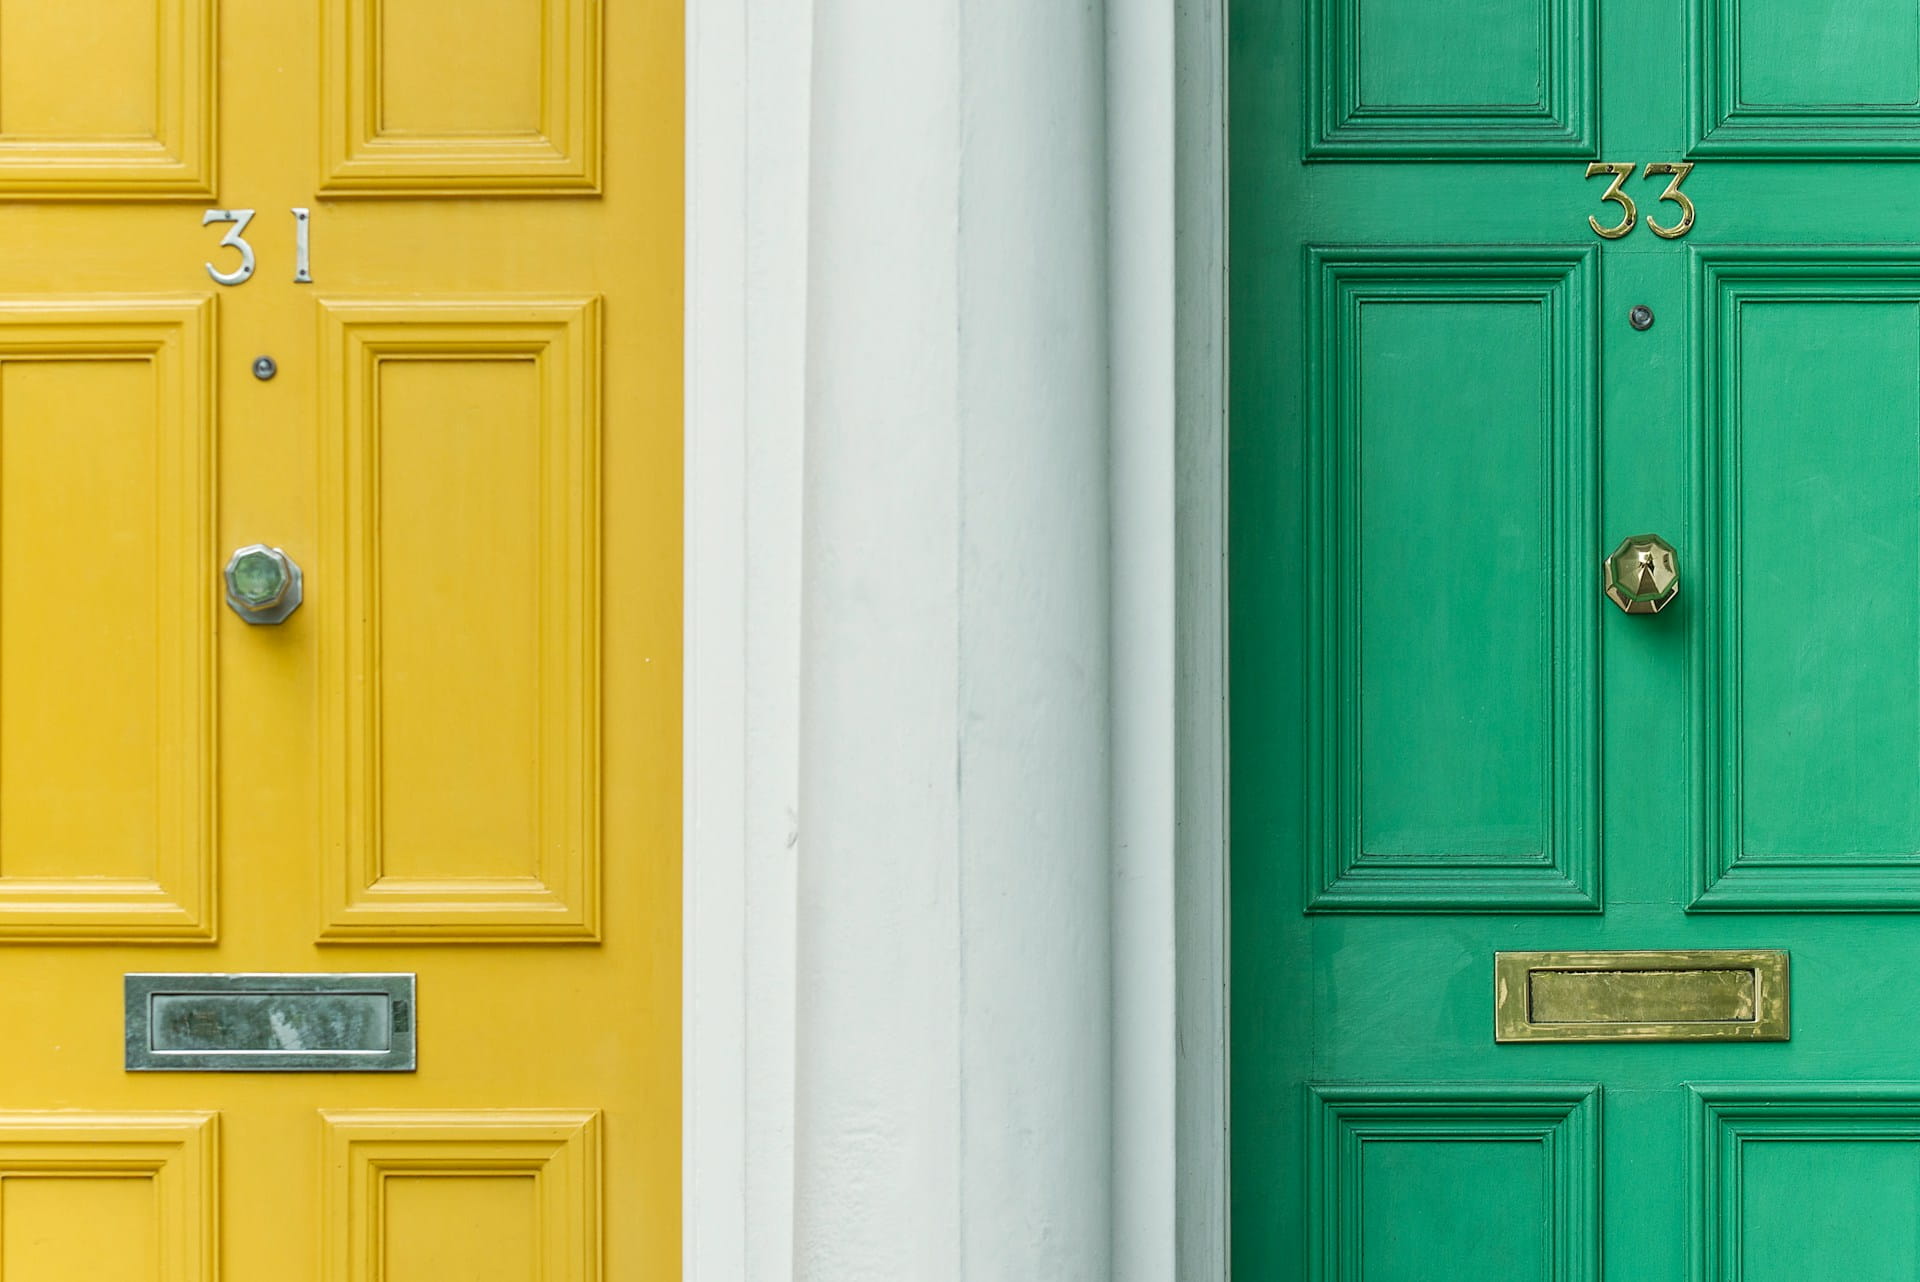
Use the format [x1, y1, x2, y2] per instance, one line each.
[1494, 950, 1789, 1043]
[125, 973, 415, 1071]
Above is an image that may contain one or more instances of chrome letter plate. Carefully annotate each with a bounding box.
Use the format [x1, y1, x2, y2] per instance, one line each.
[125, 974, 415, 1072]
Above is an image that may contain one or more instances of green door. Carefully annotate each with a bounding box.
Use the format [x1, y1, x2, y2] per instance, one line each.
[1231, 2, 1920, 1278]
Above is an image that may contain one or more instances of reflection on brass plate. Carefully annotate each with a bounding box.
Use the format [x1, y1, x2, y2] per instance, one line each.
[1494, 949, 1787, 1043]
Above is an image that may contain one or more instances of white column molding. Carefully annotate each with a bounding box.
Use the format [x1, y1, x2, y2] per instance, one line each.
[1108, 0, 1230, 1275]
[686, 0, 1228, 1274]
[794, 0, 1113, 1276]
[685, 0, 810, 1277]
[1105, 0, 1175, 1274]
[1107, 0, 1178, 1271]
[1170, 1, 1230, 1276]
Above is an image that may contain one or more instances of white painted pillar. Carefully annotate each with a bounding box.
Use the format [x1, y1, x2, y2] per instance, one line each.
[794, 0, 1113, 1277]
[689, 0, 1229, 1273]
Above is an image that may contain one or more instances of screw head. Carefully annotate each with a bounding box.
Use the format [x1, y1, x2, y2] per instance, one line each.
[1628, 305, 1655, 331]
[253, 355, 277, 380]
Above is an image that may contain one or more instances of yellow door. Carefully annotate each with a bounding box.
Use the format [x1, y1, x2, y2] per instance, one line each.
[0, 1, 679, 1279]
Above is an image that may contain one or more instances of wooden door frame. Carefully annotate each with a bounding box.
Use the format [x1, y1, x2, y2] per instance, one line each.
[682, 0, 1231, 1275]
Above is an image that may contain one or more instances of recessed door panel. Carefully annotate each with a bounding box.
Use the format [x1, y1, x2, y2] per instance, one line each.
[1697, 259, 1920, 907]
[0, 1113, 214, 1282]
[1308, 251, 1599, 911]
[320, 0, 601, 193]
[322, 1111, 599, 1282]
[0, 0, 213, 195]
[318, 301, 601, 939]
[1310, 1087, 1598, 1282]
[1695, 1089, 1920, 1282]
[0, 303, 212, 936]
[1307, 0, 1596, 157]
[1695, 0, 1920, 153]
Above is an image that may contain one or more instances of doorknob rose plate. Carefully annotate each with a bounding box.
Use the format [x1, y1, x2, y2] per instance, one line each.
[1603, 533, 1678, 614]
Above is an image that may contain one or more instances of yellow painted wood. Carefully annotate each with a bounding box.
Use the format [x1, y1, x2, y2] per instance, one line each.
[0, 302, 213, 936]
[0, 0, 214, 197]
[320, 0, 601, 194]
[0, 0, 680, 1277]
[322, 1110, 599, 1282]
[317, 300, 601, 938]
[0, 1113, 216, 1282]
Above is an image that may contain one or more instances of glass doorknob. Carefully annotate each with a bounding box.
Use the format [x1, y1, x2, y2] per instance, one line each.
[224, 544, 303, 624]
[1603, 533, 1678, 615]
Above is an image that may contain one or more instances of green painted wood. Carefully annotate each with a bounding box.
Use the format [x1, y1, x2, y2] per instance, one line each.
[1696, 0, 1920, 154]
[1696, 255, 1920, 908]
[1307, 250, 1599, 910]
[1695, 1088, 1920, 1280]
[1231, 0, 1920, 1277]
[1307, 0, 1596, 156]
[1312, 1087, 1599, 1282]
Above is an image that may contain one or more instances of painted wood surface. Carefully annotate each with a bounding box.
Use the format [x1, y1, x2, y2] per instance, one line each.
[0, 1, 681, 1277]
[1234, 0, 1920, 1277]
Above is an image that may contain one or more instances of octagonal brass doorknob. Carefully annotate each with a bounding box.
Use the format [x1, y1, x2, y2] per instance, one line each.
[224, 544, 303, 624]
[1603, 533, 1678, 615]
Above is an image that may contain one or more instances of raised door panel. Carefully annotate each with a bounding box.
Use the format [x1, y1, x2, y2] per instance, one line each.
[1307, 249, 1599, 911]
[317, 299, 601, 939]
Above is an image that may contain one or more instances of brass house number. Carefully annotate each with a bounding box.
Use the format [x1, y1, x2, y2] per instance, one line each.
[1584, 162, 1696, 240]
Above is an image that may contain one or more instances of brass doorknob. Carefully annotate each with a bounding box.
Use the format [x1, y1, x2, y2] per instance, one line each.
[224, 544, 303, 624]
[1603, 533, 1678, 615]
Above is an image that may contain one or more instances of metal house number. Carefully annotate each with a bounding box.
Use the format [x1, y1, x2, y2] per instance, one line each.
[1582, 162, 1697, 240]
[203, 208, 314, 285]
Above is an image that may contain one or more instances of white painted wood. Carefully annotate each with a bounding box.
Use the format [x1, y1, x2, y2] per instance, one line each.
[1108, 0, 1230, 1275]
[741, 5, 811, 1279]
[685, 0, 1230, 1274]
[685, 0, 809, 1277]
[1108, 0, 1178, 1275]
[1172, 0, 1231, 1276]
[951, 1, 1115, 1270]
[684, 0, 748, 1275]
[795, 0, 1112, 1276]
[793, 1, 964, 1274]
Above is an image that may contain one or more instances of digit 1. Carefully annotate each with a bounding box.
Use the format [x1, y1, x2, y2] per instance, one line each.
[292, 207, 312, 283]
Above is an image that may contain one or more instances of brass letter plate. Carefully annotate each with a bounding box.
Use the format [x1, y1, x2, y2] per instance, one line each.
[1494, 950, 1788, 1043]
[125, 973, 415, 1071]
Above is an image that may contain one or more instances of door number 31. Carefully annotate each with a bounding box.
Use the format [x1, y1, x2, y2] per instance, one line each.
[1584, 162, 1696, 240]
[203, 208, 313, 285]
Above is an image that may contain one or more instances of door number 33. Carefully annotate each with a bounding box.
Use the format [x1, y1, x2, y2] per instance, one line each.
[1584, 162, 1696, 240]
[203, 208, 313, 285]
